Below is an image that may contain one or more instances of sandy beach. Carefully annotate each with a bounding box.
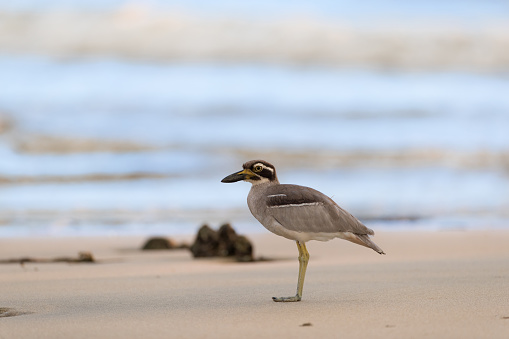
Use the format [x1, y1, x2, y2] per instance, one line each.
[1, 2, 508, 338]
[1, 230, 508, 338]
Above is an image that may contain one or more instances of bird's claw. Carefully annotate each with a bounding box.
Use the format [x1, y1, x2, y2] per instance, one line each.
[272, 295, 301, 302]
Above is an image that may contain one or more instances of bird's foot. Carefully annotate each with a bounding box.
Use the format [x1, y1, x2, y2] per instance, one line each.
[272, 295, 301, 302]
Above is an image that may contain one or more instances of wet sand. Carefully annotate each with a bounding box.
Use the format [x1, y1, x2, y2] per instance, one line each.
[1, 230, 509, 338]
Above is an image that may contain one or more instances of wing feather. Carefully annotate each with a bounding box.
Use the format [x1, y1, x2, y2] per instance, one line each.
[264, 184, 373, 235]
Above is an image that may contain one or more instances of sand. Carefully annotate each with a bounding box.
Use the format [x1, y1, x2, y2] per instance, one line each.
[1, 230, 509, 338]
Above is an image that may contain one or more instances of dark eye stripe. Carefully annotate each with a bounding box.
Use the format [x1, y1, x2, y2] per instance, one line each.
[259, 168, 274, 179]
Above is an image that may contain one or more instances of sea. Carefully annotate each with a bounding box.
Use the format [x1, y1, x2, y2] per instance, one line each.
[0, 0, 508, 237]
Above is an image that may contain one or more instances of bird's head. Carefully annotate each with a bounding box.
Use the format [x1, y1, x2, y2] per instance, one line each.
[221, 160, 278, 185]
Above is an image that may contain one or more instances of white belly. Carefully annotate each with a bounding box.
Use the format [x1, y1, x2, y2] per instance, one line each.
[259, 215, 352, 243]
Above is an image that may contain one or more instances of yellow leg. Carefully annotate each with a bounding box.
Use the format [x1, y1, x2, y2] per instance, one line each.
[273, 241, 309, 302]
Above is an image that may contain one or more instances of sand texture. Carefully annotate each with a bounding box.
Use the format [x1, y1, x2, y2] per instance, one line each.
[1, 231, 509, 338]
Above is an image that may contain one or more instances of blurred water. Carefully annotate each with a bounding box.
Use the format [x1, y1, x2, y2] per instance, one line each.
[0, 1, 508, 237]
[1, 2, 509, 71]
[2, 0, 509, 22]
[1, 56, 507, 236]
[2, 57, 508, 150]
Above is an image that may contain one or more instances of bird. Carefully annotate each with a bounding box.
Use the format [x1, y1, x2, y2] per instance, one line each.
[221, 159, 385, 302]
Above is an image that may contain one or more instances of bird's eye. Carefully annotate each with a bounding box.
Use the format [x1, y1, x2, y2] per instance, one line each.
[253, 165, 263, 172]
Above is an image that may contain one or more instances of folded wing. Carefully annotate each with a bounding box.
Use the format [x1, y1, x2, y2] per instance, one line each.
[264, 184, 374, 236]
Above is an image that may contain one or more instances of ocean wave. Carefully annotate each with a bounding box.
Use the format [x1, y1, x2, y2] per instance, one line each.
[233, 148, 509, 172]
[0, 173, 171, 185]
[1, 9, 509, 71]
[13, 135, 157, 154]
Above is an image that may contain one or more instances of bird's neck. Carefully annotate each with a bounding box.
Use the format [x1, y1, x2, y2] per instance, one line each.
[248, 179, 278, 212]
[249, 179, 279, 190]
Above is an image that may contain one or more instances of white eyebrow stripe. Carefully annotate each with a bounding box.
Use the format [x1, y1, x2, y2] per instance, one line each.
[269, 202, 321, 208]
[254, 163, 274, 173]
[267, 194, 287, 198]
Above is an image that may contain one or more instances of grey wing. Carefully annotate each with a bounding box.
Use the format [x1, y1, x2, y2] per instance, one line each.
[264, 184, 374, 235]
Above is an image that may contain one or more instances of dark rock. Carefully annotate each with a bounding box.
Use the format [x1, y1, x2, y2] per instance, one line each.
[77, 252, 95, 262]
[233, 235, 253, 262]
[217, 223, 238, 257]
[142, 237, 176, 250]
[190, 225, 220, 257]
[190, 223, 254, 261]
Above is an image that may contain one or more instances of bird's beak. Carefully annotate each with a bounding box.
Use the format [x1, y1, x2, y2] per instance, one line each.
[221, 169, 253, 183]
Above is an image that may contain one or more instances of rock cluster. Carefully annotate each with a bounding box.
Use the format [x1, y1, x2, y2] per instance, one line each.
[140, 224, 254, 262]
[190, 224, 253, 262]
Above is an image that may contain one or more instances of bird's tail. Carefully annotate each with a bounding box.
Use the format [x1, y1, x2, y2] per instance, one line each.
[355, 234, 386, 255]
